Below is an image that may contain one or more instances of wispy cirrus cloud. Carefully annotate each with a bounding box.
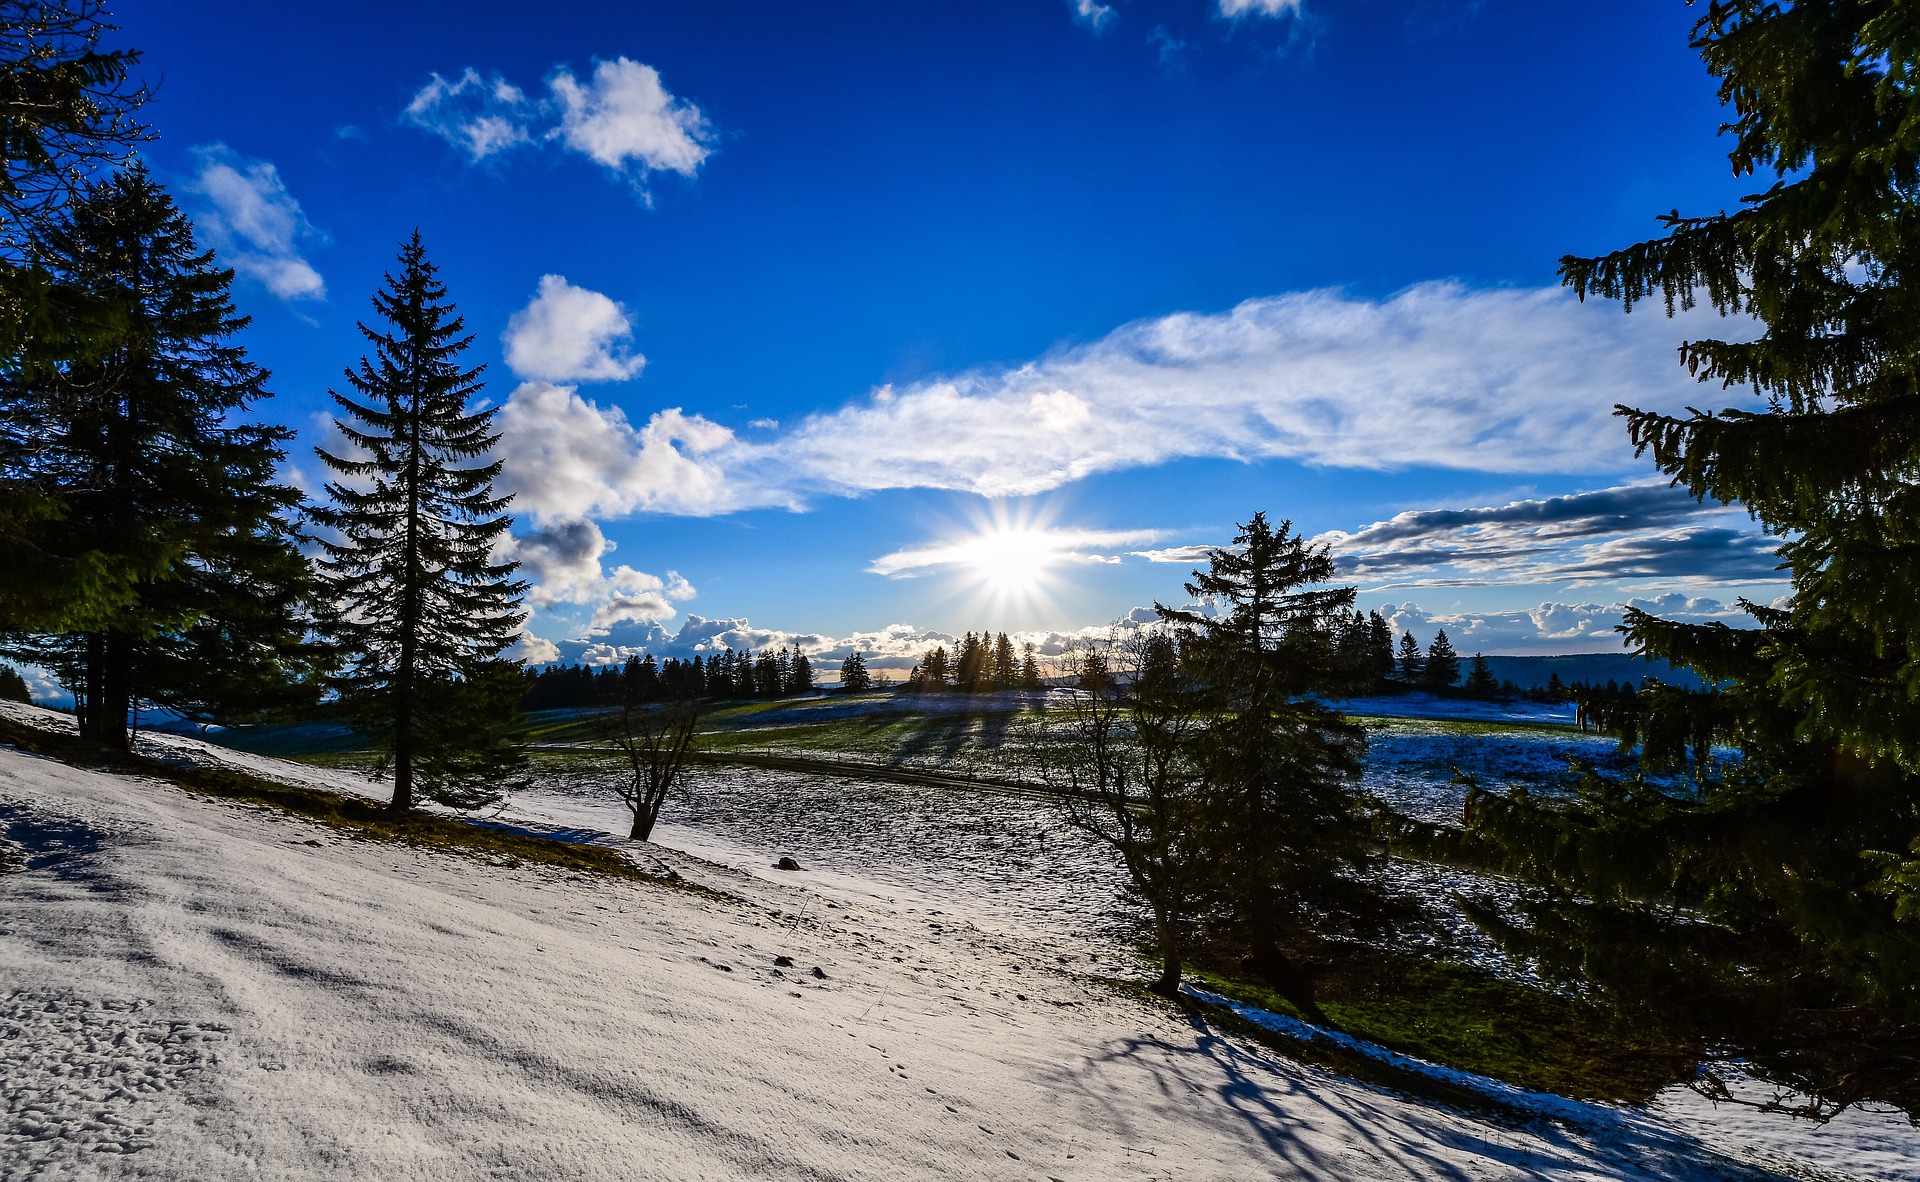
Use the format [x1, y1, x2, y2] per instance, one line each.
[492, 281, 1756, 523]
[1069, 0, 1115, 32]
[1217, 0, 1305, 18]
[404, 57, 714, 198]
[187, 144, 327, 301]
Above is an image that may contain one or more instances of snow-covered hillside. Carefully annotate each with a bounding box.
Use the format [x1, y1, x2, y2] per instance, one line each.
[2, 702, 1914, 1181]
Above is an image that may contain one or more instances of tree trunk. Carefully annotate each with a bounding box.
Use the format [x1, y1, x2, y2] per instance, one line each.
[80, 629, 134, 754]
[628, 799, 656, 842]
[1148, 900, 1182, 996]
[1245, 937, 1329, 1027]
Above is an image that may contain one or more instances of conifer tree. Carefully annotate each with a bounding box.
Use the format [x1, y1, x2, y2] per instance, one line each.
[992, 631, 1016, 690]
[1157, 513, 1386, 1013]
[1018, 642, 1043, 690]
[314, 233, 526, 811]
[788, 648, 813, 693]
[1395, 631, 1424, 685]
[3, 167, 314, 747]
[753, 649, 780, 696]
[1422, 629, 1460, 692]
[1455, 4, 1920, 1117]
[1462, 653, 1498, 699]
[1365, 611, 1395, 687]
[0, 2, 152, 633]
[839, 649, 871, 692]
[920, 644, 951, 691]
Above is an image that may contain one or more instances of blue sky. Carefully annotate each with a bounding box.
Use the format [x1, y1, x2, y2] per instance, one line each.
[115, 0, 1786, 674]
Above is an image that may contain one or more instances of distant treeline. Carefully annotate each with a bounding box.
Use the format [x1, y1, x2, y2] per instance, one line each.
[521, 647, 818, 711]
[903, 631, 1045, 693]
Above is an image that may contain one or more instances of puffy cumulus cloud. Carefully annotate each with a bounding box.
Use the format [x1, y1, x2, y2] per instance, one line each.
[1376, 595, 1758, 655]
[404, 58, 713, 199]
[502, 517, 611, 607]
[1322, 484, 1785, 590]
[187, 145, 326, 300]
[507, 632, 561, 665]
[493, 383, 744, 524]
[503, 275, 645, 384]
[500, 516, 693, 634]
[1218, 0, 1303, 16]
[588, 568, 696, 631]
[1070, 0, 1114, 31]
[403, 68, 534, 161]
[868, 527, 1167, 578]
[549, 58, 714, 182]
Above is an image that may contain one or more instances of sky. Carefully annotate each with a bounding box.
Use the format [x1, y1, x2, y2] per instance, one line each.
[110, 0, 1789, 675]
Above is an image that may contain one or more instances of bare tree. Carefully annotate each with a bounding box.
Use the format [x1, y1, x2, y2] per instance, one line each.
[1036, 628, 1211, 996]
[602, 688, 700, 842]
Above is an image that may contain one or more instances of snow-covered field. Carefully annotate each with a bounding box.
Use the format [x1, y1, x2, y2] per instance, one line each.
[4, 701, 1917, 1181]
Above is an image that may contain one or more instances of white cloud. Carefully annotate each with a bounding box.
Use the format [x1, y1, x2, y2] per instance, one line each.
[405, 58, 714, 198]
[1377, 595, 1758, 656]
[870, 526, 1167, 578]
[507, 632, 561, 665]
[491, 283, 1757, 523]
[504, 275, 646, 384]
[549, 57, 714, 181]
[1218, 0, 1304, 18]
[765, 284, 1746, 499]
[1070, 0, 1115, 31]
[588, 566, 696, 632]
[187, 145, 327, 301]
[403, 68, 535, 161]
[500, 516, 694, 632]
[1321, 484, 1785, 590]
[493, 383, 744, 524]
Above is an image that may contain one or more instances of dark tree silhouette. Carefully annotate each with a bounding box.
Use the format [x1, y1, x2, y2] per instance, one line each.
[314, 233, 527, 811]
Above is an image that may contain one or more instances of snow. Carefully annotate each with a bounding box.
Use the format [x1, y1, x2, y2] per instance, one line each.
[4, 700, 1916, 1181]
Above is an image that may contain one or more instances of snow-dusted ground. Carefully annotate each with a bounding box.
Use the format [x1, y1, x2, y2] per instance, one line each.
[4, 701, 1917, 1181]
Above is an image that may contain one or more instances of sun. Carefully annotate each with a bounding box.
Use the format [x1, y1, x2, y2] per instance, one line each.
[962, 528, 1054, 596]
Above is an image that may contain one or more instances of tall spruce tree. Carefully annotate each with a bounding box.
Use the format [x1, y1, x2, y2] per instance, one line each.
[2, 166, 313, 747]
[1395, 630, 1424, 685]
[314, 233, 527, 811]
[1422, 629, 1460, 692]
[1158, 513, 1386, 1015]
[1454, 3, 1920, 1118]
[839, 649, 871, 692]
[0, 1, 152, 634]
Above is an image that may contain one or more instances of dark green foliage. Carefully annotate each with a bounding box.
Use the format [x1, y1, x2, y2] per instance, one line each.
[0, 1, 147, 263]
[0, 661, 26, 701]
[314, 233, 527, 811]
[838, 649, 871, 692]
[1422, 629, 1460, 692]
[1395, 630, 1424, 685]
[1045, 513, 1401, 1007]
[1459, 2, 1920, 1119]
[2, 167, 315, 747]
[1461, 653, 1499, 699]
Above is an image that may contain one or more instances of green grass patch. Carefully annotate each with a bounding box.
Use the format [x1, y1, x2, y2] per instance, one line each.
[1185, 954, 1698, 1106]
[0, 715, 712, 894]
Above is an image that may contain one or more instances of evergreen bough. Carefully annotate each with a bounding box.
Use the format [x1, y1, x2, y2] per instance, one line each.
[1459, 1, 1920, 1119]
